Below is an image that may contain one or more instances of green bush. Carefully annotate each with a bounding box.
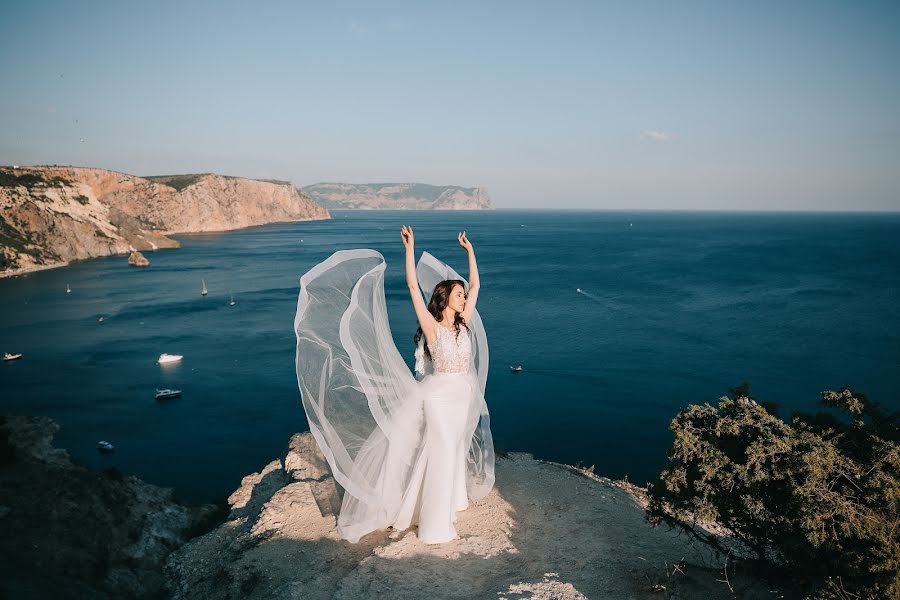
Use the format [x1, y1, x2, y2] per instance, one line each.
[0, 171, 46, 187]
[0, 170, 72, 188]
[74, 194, 90, 205]
[646, 385, 899, 598]
[0, 214, 29, 255]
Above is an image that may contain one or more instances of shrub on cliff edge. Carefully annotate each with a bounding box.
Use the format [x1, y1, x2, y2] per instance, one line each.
[646, 386, 899, 598]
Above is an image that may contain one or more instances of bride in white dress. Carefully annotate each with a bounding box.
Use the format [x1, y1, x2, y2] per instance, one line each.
[294, 227, 495, 544]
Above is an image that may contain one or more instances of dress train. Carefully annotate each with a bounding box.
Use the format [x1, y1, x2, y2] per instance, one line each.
[294, 249, 494, 543]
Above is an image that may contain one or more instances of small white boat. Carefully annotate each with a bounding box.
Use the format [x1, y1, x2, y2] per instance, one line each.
[229, 293, 236, 306]
[66, 283, 71, 293]
[510, 365, 523, 372]
[97, 440, 114, 453]
[158, 353, 183, 364]
[201, 278, 208, 296]
[4, 352, 23, 361]
[155, 388, 182, 400]
[97, 316, 105, 323]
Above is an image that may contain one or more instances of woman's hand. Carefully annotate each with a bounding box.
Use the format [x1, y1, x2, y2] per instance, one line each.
[458, 230, 473, 252]
[401, 225, 415, 251]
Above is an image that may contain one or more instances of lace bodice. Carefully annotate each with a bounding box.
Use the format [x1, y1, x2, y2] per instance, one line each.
[430, 324, 472, 374]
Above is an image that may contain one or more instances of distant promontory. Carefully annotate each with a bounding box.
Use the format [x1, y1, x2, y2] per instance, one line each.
[302, 182, 493, 210]
[0, 166, 329, 277]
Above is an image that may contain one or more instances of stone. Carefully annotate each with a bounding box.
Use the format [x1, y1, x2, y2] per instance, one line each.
[128, 250, 150, 267]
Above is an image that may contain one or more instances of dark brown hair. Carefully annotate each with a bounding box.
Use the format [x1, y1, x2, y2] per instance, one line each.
[413, 279, 469, 361]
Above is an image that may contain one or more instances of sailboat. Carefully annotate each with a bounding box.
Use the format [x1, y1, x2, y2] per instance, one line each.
[201, 278, 208, 296]
[66, 283, 71, 293]
[229, 293, 236, 306]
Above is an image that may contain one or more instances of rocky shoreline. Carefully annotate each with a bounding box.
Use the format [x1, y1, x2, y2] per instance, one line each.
[1, 415, 783, 599]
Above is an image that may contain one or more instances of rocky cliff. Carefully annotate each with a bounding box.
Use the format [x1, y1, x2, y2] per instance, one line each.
[0, 416, 223, 599]
[0, 416, 779, 599]
[302, 182, 493, 210]
[164, 432, 774, 600]
[0, 166, 330, 277]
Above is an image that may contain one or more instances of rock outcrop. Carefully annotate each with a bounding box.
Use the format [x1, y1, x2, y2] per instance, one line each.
[0, 416, 223, 599]
[0, 166, 330, 277]
[128, 250, 150, 267]
[165, 432, 771, 600]
[0, 417, 777, 599]
[302, 182, 493, 210]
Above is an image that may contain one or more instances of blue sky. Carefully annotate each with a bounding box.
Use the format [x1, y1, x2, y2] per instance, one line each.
[1, 1, 898, 209]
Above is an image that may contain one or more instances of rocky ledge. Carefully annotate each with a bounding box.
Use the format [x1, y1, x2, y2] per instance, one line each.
[0, 417, 776, 599]
[165, 433, 772, 600]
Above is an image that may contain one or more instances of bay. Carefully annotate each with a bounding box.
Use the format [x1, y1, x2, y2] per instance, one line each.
[1, 209, 897, 504]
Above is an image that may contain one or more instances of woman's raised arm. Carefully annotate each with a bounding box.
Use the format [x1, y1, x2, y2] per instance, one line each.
[401, 225, 436, 344]
[458, 231, 481, 324]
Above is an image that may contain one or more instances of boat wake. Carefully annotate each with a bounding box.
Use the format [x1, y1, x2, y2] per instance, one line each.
[576, 288, 604, 303]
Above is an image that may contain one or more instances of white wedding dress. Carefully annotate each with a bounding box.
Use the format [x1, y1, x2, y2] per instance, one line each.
[294, 249, 495, 544]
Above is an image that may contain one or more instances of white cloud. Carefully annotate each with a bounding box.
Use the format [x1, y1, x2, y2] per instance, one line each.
[640, 130, 670, 142]
[347, 22, 368, 34]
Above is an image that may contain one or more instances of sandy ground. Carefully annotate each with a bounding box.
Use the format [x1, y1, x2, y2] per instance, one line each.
[165, 433, 784, 600]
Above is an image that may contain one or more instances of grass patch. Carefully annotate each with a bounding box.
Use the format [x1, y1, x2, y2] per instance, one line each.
[144, 173, 207, 191]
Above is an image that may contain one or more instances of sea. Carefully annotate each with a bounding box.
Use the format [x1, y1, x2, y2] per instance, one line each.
[1, 210, 898, 505]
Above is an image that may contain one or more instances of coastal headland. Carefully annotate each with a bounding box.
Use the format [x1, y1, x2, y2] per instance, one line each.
[0, 166, 330, 278]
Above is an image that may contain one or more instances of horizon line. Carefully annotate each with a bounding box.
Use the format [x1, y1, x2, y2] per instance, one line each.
[338, 207, 900, 213]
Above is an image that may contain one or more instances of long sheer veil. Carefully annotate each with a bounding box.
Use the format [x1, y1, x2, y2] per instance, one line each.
[294, 249, 494, 542]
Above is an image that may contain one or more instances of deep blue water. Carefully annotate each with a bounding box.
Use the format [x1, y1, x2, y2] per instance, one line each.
[1, 210, 898, 504]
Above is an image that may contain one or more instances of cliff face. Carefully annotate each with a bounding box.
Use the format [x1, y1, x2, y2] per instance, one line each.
[302, 182, 493, 210]
[139, 172, 330, 234]
[0, 166, 330, 276]
[0, 416, 222, 599]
